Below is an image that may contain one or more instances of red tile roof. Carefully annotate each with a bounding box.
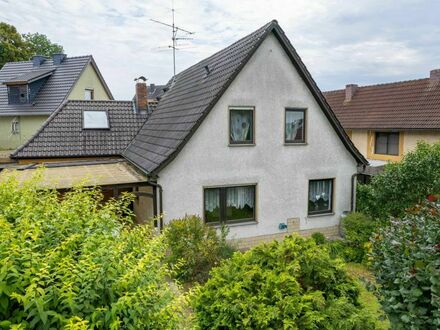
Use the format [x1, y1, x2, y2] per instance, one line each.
[323, 77, 440, 130]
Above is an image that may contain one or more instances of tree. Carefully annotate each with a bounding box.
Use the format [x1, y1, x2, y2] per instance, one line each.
[357, 141, 440, 220]
[371, 199, 440, 329]
[0, 173, 188, 329]
[23, 32, 64, 57]
[0, 22, 30, 68]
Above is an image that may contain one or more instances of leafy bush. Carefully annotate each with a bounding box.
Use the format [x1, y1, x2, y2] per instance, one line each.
[341, 212, 377, 263]
[311, 232, 326, 245]
[164, 215, 235, 283]
[0, 175, 188, 329]
[357, 141, 440, 220]
[193, 235, 377, 329]
[371, 199, 440, 328]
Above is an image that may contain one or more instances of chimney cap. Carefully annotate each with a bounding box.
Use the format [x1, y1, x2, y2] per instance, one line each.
[430, 69, 440, 81]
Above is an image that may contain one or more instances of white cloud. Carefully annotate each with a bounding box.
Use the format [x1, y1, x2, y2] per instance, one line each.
[0, 0, 438, 97]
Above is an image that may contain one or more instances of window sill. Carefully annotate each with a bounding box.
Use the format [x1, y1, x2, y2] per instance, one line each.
[307, 212, 335, 218]
[284, 142, 307, 146]
[209, 220, 258, 228]
[228, 143, 256, 147]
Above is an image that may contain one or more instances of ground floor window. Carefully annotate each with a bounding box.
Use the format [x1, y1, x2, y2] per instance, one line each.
[204, 185, 256, 224]
[308, 179, 333, 215]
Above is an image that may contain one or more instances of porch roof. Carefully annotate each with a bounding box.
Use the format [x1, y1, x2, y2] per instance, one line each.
[0, 160, 148, 189]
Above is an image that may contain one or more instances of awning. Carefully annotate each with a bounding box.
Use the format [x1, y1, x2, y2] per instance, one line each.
[0, 160, 148, 189]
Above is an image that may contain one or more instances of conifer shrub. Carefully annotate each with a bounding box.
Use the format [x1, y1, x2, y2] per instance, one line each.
[193, 235, 377, 329]
[0, 174, 187, 329]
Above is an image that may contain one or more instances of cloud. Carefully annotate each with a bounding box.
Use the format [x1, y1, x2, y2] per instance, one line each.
[0, 0, 439, 98]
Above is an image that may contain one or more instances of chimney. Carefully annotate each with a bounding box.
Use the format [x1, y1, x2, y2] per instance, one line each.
[430, 69, 440, 81]
[344, 84, 358, 102]
[52, 53, 66, 65]
[32, 55, 46, 67]
[135, 81, 148, 112]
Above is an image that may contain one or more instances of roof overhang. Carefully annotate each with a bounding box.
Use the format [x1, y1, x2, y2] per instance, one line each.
[3, 68, 55, 86]
[0, 160, 148, 190]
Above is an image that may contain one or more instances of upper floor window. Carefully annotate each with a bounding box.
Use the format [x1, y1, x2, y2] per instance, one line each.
[285, 108, 306, 143]
[82, 110, 109, 129]
[8, 85, 28, 104]
[84, 89, 94, 100]
[308, 179, 333, 215]
[375, 132, 399, 155]
[229, 107, 254, 145]
[204, 185, 256, 224]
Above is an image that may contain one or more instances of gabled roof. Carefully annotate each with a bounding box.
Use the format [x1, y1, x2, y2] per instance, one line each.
[12, 100, 147, 159]
[324, 77, 440, 130]
[148, 84, 166, 100]
[3, 68, 55, 85]
[0, 56, 113, 116]
[123, 20, 367, 174]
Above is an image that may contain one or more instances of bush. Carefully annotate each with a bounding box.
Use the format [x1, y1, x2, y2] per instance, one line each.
[371, 199, 440, 328]
[357, 141, 440, 220]
[0, 175, 187, 329]
[164, 215, 235, 284]
[311, 232, 326, 245]
[341, 212, 376, 263]
[193, 235, 377, 329]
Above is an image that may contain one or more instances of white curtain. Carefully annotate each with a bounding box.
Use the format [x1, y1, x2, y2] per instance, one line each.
[226, 186, 254, 209]
[230, 111, 251, 142]
[309, 180, 331, 203]
[205, 189, 219, 212]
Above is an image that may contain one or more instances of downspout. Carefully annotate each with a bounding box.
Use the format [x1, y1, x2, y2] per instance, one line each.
[351, 172, 358, 212]
[147, 180, 164, 231]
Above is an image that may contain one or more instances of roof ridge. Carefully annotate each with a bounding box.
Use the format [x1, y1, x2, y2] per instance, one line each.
[67, 99, 133, 104]
[324, 77, 430, 93]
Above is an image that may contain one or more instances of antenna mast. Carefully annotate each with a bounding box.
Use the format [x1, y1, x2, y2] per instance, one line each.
[151, 0, 194, 79]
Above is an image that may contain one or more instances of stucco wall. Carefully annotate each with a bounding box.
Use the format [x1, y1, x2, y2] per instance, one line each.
[350, 130, 368, 156]
[68, 63, 110, 100]
[157, 33, 358, 240]
[0, 115, 47, 151]
[404, 131, 440, 153]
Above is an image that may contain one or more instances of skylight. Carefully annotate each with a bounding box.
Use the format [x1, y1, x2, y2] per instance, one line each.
[83, 110, 109, 129]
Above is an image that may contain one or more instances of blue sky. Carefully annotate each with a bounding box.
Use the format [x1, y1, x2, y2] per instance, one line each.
[1, 0, 439, 99]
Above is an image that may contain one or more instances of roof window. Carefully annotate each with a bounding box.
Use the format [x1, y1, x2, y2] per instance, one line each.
[83, 110, 109, 129]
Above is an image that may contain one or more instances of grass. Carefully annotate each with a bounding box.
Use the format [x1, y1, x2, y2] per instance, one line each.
[345, 263, 390, 330]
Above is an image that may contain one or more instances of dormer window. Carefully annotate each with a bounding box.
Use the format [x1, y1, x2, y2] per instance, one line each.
[82, 110, 109, 129]
[8, 85, 29, 104]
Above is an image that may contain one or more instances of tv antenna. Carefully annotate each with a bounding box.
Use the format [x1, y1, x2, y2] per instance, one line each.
[151, 0, 194, 79]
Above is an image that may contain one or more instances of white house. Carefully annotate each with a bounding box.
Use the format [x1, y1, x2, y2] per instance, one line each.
[124, 20, 367, 248]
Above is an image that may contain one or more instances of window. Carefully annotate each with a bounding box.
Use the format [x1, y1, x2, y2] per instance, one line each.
[308, 179, 333, 215]
[8, 85, 28, 104]
[285, 108, 306, 143]
[84, 89, 94, 100]
[82, 110, 109, 129]
[229, 107, 254, 144]
[374, 132, 399, 155]
[204, 185, 256, 224]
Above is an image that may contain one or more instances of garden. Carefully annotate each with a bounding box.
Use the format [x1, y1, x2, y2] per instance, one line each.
[0, 141, 440, 329]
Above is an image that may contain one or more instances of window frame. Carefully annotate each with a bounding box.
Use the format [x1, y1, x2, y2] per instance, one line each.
[228, 106, 255, 146]
[307, 178, 334, 216]
[203, 184, 257, 225]
[284, 108, 306, 144]
[8, 85, 29, 105]
[374, 132, 399, 156]
[84, 88, 94, 100]
[82, 109, 110, 130]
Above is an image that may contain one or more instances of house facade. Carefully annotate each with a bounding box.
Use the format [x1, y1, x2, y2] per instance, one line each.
[123, 21, 367, 248]
[0, 54, 113, 152]
[324, 70, 440, 164]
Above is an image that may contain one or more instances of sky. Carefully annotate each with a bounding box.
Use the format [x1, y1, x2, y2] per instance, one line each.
[1, 0, 439, 99]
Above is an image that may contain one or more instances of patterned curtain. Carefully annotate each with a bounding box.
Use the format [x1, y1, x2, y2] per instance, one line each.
[226, 186, 254, 209]
[230, 110, 251, 142]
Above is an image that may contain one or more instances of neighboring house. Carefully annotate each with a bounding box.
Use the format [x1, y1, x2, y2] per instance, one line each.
[123, 20, 367, 248]
[324, 69, 440, 165]
[0, 54, 113, 152]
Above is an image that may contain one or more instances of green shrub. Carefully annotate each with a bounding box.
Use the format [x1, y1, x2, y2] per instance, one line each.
[341, 212, 376, 263]
[193, 235, 377, 329]
[311, 232, 326, 245]
[0, 174, 188, 329]
[357, 141, 440, 220]
[164, 215, 235, 284]
[371, 200, 440, 328]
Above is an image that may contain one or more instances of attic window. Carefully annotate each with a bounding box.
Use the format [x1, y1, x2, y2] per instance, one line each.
[83, 110, 109, 129]
[8, 85, 29, 104]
